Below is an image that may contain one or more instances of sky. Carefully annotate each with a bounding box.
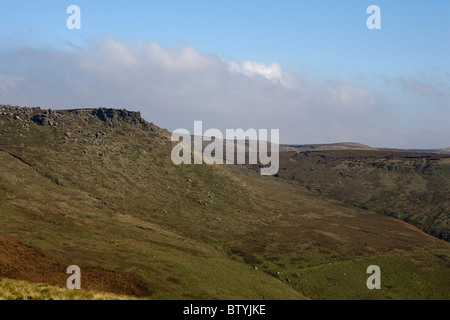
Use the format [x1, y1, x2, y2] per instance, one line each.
[0, 0, 449, 148]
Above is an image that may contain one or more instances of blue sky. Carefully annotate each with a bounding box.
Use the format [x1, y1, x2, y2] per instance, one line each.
[2, 0, 449, 76]
[0, 1, 449, 148]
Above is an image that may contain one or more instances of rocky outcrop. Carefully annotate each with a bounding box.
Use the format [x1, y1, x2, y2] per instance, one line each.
[91, 108, 151, 130]
[1, 105, 152, 131]
[1, 105, 40, 121]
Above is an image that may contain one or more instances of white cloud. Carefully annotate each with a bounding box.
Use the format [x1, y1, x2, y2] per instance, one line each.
[0, 75, 25, 92]
[401, 77, 442, 98]
[228, 60, 282, 81]
[395, 69, 450, 102]
[0, 38, 448, 149]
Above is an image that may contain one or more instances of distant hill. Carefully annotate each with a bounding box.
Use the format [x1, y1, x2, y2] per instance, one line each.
[377, 147, 450, 154]
[281, 143, 450, 154]
[281, 142, 374, 152]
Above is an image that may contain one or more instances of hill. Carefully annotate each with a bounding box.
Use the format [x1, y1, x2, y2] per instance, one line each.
[0, 104, 449, 299]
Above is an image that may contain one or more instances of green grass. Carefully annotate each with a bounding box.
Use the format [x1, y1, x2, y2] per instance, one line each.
[262, 251, 450, 300]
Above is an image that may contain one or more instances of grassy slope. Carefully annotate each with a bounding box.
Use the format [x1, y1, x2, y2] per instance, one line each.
[0, 108, 449, 299]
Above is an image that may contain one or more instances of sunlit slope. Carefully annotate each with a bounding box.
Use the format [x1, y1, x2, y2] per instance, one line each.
[0, 107, 304, 299]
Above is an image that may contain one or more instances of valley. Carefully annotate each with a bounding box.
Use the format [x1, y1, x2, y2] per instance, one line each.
[0, 105, 449, 300]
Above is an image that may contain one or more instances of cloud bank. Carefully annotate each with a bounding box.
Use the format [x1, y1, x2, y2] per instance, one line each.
[0, 38, 449, 149]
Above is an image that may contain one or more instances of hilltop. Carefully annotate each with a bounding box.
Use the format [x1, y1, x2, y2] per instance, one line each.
[281, 142, 450, 154]
[0, 105, 449, 300]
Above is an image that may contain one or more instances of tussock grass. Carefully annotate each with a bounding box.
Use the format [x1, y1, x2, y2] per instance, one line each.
[0, 278, 140, 300]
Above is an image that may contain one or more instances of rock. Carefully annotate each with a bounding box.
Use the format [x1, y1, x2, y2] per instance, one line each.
[92, 108, 146, 128]
[31, 115, 50, 126]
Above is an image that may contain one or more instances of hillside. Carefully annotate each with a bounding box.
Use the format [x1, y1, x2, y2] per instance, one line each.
[275, 150, 450, 241]
[0, 104, 449, 300]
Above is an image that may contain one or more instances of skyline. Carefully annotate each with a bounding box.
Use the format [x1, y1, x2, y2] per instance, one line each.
[0, 1, 449, 149]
